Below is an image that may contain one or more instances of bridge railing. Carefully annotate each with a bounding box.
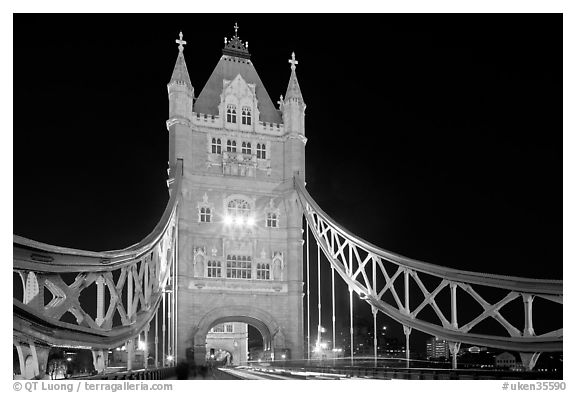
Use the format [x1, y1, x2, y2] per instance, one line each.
[13, 160, 183, 379]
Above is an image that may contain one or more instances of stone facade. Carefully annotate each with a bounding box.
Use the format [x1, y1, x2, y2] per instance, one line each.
[166, 29, 306, 365]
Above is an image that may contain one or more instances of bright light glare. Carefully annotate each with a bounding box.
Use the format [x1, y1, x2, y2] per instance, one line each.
[138, 341, 147, 351]
[167, 355, 174, 362]
[246, 217, 255, 226]
[224, 215, 234, 225]
[281, 354, 286, 359]
[66, 357, 72, 362]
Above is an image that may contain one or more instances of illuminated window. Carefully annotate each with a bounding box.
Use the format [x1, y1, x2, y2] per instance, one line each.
[207, 260, 221, 277]
[199, 207, 212, 223]
[211, 323, 233, 333]
[256, 143, 266, 159]
[256, 263, 271, 280]
[211, 138, 222, 154]
[241, 142, 252, 155]
[241, 106, 252, 125]
[266, 212, 278, 228]
[226, 105, 237, 123]
[227, 199, 250, 218]
[226, 255, 252, 279]
[226, 140, 237, 152]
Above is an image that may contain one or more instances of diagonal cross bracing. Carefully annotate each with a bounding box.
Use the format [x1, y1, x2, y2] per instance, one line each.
[294, 176, 562, 353]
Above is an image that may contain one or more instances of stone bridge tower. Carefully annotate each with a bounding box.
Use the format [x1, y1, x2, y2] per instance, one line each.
[166, 27, 306, 365]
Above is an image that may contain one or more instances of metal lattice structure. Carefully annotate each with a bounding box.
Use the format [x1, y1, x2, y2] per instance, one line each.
[13, 161, 182, 379]
[295, 177, 562, 370]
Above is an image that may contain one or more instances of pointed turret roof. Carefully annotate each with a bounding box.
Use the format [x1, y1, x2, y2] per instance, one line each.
[284, 52, 304, 103]
[193, 24, 282, 124]
[169, 32, 192, 87]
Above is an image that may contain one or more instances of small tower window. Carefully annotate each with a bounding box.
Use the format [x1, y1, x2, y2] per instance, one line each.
[207, 260, 221, 278]
[242, 106, 252, 125]
[211, 138, 222, 154]
[241, 142, 252, 155]
[266, 212, 278, 228]
[256, 263, 271, 280]
[198, 193, 214, 224]
[227, 105, 237, 123]
[256, 143, 266, 159]
[226, 140, 237, 152]
[199, 207, 212, 223]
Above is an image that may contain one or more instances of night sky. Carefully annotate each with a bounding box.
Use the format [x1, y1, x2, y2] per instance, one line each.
[13, 14, 562, 353]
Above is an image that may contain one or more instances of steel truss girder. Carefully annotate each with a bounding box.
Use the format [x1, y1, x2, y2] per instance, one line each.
[13, 160, 183, 350]
[295, 177, 562, 353]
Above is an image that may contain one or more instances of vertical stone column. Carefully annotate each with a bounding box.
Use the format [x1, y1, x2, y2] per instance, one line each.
[91, 349, 108, 374]
[14, 341, 50, 379]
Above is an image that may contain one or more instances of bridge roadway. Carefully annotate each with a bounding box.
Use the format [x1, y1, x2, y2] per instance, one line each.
[71, 362, 561, 380]
[198, 362, 561, 380]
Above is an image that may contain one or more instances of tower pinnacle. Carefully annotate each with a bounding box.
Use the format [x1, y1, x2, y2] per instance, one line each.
[289, 52, 298, 71]
[169, 31, 192, 87]
[222, 23, 250, 59]
[284, 52, 304, 104]
[176, 31, 187, 53]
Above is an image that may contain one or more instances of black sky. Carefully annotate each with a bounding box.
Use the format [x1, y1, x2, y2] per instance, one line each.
[14, 14, 561, 276]
[13, 14, 562, 349]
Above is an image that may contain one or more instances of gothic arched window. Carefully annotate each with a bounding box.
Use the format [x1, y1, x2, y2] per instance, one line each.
[241, 142, 252, 155]
[199, 207, 211, 223]
[266, 212, 278, 228]
[227, 104, 237, 123]
[211, 138, 222, 154]
[226, 140, 237, 153]
[256, 143, 266, 159]
[241, 106, 252, 125]
[256, 263, 271, 280]
[227, 199, 250, 217]
[226, 254, 252, 279]
[207, 260, 221, 277]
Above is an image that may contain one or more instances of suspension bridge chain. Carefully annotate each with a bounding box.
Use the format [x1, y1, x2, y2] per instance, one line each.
[13, 161, 183, 379]
[295, 177, 562, 370]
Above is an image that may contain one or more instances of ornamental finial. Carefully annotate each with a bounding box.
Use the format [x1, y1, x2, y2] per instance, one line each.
[176, 31, 186, 53]
[289, 52, 298, 71]
[234, 22, 239, 36]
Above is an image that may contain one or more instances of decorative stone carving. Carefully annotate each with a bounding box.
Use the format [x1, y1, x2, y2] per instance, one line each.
[194, 247, 206, 278]
[272, 251, 283, 281]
